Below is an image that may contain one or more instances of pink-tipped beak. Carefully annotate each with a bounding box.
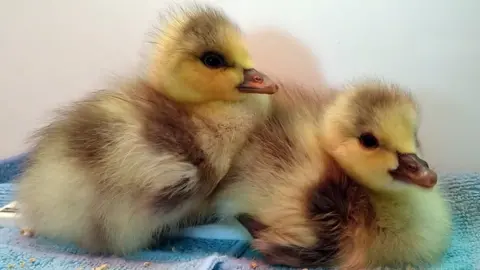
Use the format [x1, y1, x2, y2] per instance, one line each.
[389, 153, 437, 188]
[237, 69, 278, 94]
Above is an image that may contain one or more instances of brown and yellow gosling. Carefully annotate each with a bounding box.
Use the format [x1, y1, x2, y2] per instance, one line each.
[16, 4, 278, 256]
[212, 80, 451, 269]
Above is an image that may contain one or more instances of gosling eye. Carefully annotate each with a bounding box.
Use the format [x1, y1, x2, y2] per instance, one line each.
[358, 132, 379, 149]
[200, 51, 227, 69]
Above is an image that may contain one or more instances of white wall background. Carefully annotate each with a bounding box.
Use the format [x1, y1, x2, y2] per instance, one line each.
[1, 0, 479, 173]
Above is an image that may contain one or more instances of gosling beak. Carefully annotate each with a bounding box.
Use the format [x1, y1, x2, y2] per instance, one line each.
[389, 153, 438, 188]
[237, 69, 278, 94]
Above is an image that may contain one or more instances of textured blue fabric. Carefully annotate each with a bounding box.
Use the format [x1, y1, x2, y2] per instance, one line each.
[1, 155, 479, 269]
[0, 226, 245, 269]
[0, 183, 14, 207]
[0, 154, 26, 184]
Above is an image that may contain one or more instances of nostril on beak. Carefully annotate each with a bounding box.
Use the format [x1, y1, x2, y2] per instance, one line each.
[406, 162, 419, 172]
[252, 75, 263, 83]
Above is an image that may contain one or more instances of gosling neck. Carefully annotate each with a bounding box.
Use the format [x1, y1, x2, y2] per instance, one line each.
[190, 94, 272, 123]
[366, 180, 430, 200]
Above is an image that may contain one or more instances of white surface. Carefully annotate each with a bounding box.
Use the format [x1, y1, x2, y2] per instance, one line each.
[1, 0, 479, 173]
[0, 201, 20, 228]
[177, 219, 252, 240]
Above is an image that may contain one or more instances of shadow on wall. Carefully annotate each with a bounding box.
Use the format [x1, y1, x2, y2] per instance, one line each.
[244, 28, 327, 89]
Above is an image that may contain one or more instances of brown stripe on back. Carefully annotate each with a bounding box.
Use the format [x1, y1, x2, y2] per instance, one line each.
[138, 85, 206, 166]
[61, 92, 122, 166]
[134, 83, 217, 211]
[243, 160, 374, 268]
[59, 81, 214, 212]
[301, 159, 374, 267]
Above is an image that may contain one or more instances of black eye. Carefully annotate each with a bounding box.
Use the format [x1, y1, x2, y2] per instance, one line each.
[358, 132, 379, 149]
[200, 52, 226, 69]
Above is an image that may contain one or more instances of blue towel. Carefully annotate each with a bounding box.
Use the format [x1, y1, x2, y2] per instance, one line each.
[0, 155, 479, 270]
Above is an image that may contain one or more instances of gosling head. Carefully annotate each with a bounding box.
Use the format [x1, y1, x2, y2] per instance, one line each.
[149, 4, 278, 103]
[322, 80, 437, 191]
